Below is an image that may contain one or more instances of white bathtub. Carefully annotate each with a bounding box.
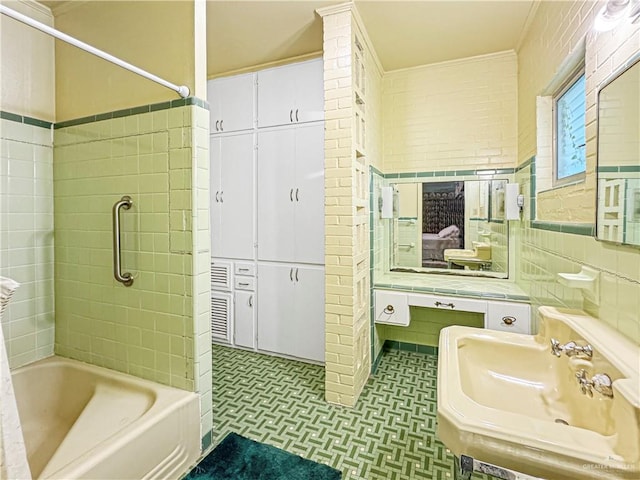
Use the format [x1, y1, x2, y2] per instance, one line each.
[11, 356, 201, 480]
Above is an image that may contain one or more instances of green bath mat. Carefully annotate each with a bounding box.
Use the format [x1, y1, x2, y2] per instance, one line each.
[184, 432, 342, 480]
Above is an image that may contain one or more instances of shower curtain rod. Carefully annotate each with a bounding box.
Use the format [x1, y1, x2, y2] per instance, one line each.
[0, 5, 190, 98]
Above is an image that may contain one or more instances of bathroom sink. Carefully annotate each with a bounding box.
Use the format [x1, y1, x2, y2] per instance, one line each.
[437, 306, 640, 480]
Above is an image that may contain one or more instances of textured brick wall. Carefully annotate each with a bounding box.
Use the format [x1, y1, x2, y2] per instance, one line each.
[382, 51, 518, 173]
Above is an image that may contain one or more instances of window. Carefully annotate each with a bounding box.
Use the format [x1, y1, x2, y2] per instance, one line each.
[554, 70, 586, 185]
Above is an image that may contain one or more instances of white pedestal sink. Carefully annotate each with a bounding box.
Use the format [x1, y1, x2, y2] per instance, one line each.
[437, 306, 639, 480]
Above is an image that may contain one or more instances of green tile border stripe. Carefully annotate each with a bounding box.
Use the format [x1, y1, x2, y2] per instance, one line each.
[383, 340, 439, 355]
[54, 96, 209, 129]
[531, 221, 595, 236]
[373, 167, 516, 179]
[598, 165, 640, 173]
[1, 110, 53, 129]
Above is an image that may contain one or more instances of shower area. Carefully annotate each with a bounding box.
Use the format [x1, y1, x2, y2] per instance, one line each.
[0, 1, 211, 478]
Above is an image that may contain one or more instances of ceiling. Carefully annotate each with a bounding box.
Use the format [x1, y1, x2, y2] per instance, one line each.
[206, 0, 536, 76]
[41, 0, 536, 76]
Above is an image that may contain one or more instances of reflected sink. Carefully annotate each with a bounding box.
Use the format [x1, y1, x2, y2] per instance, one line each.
[437, 306, 640, 480]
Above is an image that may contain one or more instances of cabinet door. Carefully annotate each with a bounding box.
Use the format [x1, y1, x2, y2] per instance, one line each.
[210, 136, 223, 257]
[257, 67, 296, 128]
[219, 133, 255, 260]
[207, 80, 223, 132]
[256, 264, 296, 355]
[291, 266, 325, 362]
[294, 124, 325, 264]
[294, 59, 324, 124]
[208, 74, 255, 133]
[257, 129, 296, 262]
[234, 290, 255, 348]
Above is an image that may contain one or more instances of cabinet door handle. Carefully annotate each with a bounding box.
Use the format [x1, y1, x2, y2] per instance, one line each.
[295, 109, 299, 122]
[295, 268, 299, 282]
[220, 191, 223, 203]
[215, 191, 219, 203]
[249, 295, 253, 307]
[220, 119, 224, 131]
[502, 316, 516, 326]
[290, 109, 293, 123]
[290, 268, 293, 281]
[435, 301, 455, 309]
[295, 188, 299, 202]
[215, 120, 219, 131]
[290, 188, 294, 202]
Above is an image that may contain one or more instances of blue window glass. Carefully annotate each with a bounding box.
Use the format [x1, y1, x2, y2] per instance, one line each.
[556, 74, 586, 181]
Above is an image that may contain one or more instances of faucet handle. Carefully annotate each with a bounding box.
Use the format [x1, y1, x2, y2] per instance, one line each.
[550, 338, 562, 357]
[575, 369, 593, 397]
[592, 373, 613, 398]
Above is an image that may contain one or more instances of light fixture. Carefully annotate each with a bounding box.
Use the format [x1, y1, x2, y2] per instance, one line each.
[594, 0, 631, 31]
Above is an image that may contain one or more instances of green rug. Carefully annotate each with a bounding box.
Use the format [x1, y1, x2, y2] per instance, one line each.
[184, 433, 342, 480]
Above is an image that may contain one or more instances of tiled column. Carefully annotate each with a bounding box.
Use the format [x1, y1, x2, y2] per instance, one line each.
[318, 3, 371, 407]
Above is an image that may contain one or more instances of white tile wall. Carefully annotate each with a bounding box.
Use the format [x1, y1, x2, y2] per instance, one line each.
[0, 118, 54, 368]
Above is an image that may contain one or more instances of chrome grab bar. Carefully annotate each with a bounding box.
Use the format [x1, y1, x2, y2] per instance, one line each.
[112, 196, 134, 286]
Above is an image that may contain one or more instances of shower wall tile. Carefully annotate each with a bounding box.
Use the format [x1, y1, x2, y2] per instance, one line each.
[53, 105, 208, 393]
[0, 117, 55, 369]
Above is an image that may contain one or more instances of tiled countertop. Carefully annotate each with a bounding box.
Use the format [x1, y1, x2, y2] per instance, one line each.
[374, 272, 530, 302]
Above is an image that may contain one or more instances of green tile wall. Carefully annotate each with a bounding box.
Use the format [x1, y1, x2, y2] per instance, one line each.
[376, 307, 484, 348]
[53, 105, 199, 390]
[514, 159, 640, 343]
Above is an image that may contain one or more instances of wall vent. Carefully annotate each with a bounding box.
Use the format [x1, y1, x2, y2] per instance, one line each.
[211, 292, 231, 342]
[211, 261, 232, 291]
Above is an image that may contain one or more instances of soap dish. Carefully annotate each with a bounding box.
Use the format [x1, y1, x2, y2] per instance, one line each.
[557, 266, 600, 305]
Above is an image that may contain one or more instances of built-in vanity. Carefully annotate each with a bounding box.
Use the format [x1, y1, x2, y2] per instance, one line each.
[371, 167, 532, 348]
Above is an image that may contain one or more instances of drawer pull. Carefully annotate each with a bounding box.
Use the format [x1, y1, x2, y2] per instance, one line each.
[435, 301, 455, 309]
[383, 305, 395, 314]
[502, 316, 516, 326]
[238, 282, 249, 287]
[238, 268, 249, 272]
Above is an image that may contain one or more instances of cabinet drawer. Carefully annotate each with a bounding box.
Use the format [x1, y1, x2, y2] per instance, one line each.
[407, 293, 486, 314]
[235, 263, 256, 276]
[234, 276, 255, 291]
[374, 290, 409, 326]
[486, 302, 531, 334]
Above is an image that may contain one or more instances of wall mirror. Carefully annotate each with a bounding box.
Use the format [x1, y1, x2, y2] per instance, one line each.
[389, 179, 509, 278]
[596, 55, 640, 246]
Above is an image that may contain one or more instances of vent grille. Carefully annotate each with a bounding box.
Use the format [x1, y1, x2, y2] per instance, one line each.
[211, 294, 230, 341]
[211, 261, 231, 290]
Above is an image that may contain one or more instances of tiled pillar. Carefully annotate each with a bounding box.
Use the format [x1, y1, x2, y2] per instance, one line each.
[318, 3, 371, 407]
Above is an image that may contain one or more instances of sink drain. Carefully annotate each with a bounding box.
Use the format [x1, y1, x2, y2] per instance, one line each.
[554, 418, 569, 425]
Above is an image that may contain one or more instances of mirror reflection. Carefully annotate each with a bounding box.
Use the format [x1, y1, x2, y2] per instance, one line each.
[390, 179, 509, 278]
[597, 57, 640, 246]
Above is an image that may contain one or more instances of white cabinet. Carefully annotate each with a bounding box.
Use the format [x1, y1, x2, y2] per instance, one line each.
[207, 73, 255, 134]
[257, 123, 324, 264]
[257, 59, 324, 128]
[210, 132, 255, 260]
[486, 301, 531, 334]
[234, 290, 255, 349]
[257, 264, 325, 362]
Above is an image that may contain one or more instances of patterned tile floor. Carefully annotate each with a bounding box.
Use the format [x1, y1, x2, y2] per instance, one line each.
[212, 345, 490, 480]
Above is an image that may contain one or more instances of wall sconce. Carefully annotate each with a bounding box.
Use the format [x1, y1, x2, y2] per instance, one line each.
[594, 0, 640, 31]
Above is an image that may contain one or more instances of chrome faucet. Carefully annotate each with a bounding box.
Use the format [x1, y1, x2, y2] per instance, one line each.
[575, 369, 614, 398]
[550, 338, 593, 359]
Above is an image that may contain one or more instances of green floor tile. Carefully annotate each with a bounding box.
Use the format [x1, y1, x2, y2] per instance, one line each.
[212, 345, 490, 480]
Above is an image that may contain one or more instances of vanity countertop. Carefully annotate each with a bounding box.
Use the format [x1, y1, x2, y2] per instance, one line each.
[375, 273, 529, 302]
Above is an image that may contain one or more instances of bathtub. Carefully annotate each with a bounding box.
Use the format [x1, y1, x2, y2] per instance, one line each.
[11, 356, 201, 480]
